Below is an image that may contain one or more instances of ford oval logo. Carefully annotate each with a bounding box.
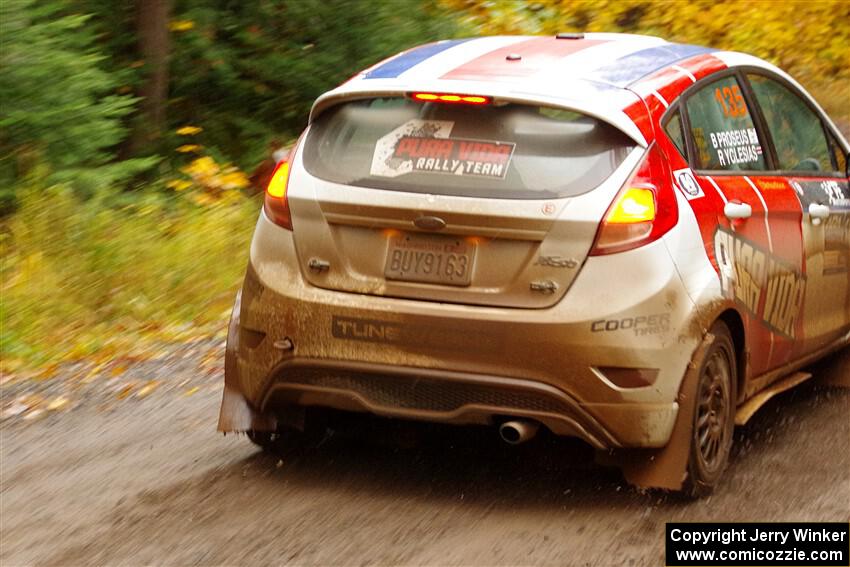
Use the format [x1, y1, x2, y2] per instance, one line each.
[413, 215, 446, 231]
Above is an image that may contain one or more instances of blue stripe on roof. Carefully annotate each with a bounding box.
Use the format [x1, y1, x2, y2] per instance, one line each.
[364, 39, 472, 79]
[588, 43, 713, 87]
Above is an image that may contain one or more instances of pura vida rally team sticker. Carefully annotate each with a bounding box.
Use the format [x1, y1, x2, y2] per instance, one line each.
[370, 120, 515, 180]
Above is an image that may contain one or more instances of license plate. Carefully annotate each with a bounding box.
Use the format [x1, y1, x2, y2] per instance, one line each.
[384, 233, 476, 286]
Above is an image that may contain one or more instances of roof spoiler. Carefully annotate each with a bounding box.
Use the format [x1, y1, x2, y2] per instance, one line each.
[309, 83, 649, 148]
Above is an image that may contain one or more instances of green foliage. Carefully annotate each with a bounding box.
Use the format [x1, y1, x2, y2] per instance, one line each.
[1, 183, 257, 371]
[3, 0, 848, 375]
[0, 0, 459, 373]
[165, 0, 458, 168]
[0, 0, 153, 208]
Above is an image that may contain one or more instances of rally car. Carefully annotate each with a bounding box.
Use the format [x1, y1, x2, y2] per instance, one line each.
[219, 33, 850, 496]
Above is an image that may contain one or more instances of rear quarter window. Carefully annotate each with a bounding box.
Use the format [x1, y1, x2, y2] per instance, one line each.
[303, 97, 635, 200]
[664, 109, 687, 159]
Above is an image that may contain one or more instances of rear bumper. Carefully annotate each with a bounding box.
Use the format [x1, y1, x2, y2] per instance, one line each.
[260, 358, 682, 449]
[223, 214, 705, 448]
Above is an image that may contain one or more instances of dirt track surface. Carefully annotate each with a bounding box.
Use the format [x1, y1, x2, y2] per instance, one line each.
[2, 347, 849, 566]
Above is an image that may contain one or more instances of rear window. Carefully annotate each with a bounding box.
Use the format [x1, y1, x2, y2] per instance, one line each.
[303, 97, 635, 199]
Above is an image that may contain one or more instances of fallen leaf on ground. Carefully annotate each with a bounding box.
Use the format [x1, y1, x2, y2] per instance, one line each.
[2, 401, 30, 419]
[136, 380, 161, 399]
[116, 383, 136, 400]
[184, 386, 200, 397]
[37, 364, 59, 381]
[47, 397, 70, 411]
[110, 364, 128, 378]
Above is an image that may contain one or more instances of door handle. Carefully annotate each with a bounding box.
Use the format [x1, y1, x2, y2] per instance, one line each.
[724, 201, 752, 220]
[809, 203, 830, 225]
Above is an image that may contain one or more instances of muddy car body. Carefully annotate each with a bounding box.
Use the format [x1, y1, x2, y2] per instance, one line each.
[220, 33, 850, 494]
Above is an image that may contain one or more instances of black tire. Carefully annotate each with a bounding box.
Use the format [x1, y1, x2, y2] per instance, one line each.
[247, 410, 328, 454]
[683, 321, 737, 498]
[247, 429, 291, 450]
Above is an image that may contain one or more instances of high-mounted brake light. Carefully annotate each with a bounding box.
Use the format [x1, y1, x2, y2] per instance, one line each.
[589, 144, 678, 256]
[263, 137, 303, 230]
[411, 92, 491, 105]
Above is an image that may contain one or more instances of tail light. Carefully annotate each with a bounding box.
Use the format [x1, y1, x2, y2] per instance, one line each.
[263, 138, 303, 230]
[589, 143, 677, 256]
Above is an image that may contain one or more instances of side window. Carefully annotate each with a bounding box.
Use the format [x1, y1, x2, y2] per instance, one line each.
[664, 109, 687, 159]
[747, 74, 834, 173]
[685, 75, 766, 171]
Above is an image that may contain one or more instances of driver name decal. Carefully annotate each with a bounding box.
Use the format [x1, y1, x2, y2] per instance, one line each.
[709, 127, 763, 167]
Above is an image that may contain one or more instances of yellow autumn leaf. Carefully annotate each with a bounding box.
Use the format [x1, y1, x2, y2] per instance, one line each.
[192, 193, 216, 207]
[219, 170, 249, 189]
[169, 19, 195, 32]
[116, 383, 135, 400]
[136, 380, 161, 399]
[176, 144, 202, 153]
[176, 125, 203, 136]
[183, 156, 218, 176]
[47, 397, 69, 411]
[166, 179, 193, 191]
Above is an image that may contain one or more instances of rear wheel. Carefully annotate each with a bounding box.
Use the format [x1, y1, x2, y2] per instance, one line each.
[684, 321, 737, 497]
[247, 409, 328, 453]
[247, 429, 292, 450]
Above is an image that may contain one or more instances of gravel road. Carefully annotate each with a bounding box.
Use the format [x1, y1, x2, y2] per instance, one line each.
[1, 345, 848, 566]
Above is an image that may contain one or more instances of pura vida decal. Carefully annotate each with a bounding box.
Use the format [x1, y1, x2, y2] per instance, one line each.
[714, 227, 806, 339]
[370, 119, 515, 180]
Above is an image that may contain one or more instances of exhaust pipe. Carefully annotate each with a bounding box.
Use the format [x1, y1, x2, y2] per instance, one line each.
[498, 420, 539, 445]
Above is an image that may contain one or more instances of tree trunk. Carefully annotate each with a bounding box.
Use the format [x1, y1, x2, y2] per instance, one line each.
[131, 0, 171, 153]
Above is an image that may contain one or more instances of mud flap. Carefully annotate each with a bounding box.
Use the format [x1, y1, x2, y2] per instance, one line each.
[217, 385, 277, 432]
[217, 288, 277, 433]
[820, 346, 850, 388]
[602, 333, 714, 491]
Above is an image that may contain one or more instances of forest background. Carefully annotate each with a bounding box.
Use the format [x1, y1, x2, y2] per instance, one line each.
[2, 0, 848, 373]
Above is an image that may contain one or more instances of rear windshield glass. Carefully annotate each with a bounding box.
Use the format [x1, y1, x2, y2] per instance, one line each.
[303, 97, 636, 199]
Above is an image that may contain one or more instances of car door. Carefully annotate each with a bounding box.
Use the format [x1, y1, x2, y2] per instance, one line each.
[680, 72, 806, 377]
[744, 71, 850, 354]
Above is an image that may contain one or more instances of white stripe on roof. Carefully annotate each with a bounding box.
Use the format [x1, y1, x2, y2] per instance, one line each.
[397, 36, 528, 82]
[535, 35, 666, 82]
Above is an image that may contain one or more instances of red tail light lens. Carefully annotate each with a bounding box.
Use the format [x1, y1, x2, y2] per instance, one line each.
[589, 143, 677, 256]
[263, 159, 293, 229]
[263, 141, 301, 230]
[411, 92, 491, 105]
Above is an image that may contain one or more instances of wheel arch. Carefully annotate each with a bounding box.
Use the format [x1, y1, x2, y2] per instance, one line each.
[716, 308, 747, 404]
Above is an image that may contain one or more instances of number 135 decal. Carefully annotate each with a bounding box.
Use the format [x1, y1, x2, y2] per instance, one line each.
[715, 85, 748, 118]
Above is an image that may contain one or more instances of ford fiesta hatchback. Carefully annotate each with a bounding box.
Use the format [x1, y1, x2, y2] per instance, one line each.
[219, 33, 850, 495]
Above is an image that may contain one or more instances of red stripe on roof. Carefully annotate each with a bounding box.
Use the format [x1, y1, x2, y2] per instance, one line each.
[440, 37, 607, 82]
[629, 53, 727, 109]
[675, 53, 727, 82]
